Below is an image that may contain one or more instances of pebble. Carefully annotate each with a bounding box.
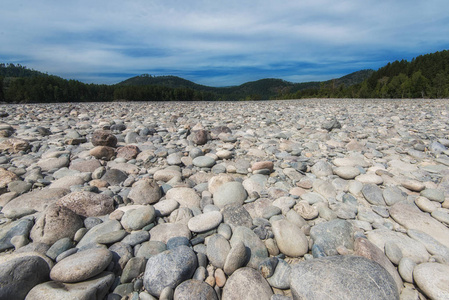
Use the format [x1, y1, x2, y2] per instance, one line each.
[1, 100, 449, 299]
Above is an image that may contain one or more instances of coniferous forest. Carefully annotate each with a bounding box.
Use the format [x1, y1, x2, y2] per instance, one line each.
[1, 50, 448, 103]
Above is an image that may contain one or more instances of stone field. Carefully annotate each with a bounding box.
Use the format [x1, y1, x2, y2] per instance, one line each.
[1, 99, 449, 299]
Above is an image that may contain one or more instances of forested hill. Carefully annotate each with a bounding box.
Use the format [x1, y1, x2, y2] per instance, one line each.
[1, 49, 448, 102]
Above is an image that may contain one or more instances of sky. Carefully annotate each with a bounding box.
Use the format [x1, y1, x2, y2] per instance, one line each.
[1, 1, 448, 87]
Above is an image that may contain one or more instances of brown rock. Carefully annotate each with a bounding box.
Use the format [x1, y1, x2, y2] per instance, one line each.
[57, 191, 115, 217]
[69, 159, 102, 172]
[0, 138, 30, 153]
[30, 204, 83, 244]
[190, 129, 209, 145]
[91, 130, 117, 147]
[251, 161, 274, 172]
[89, 146, 116, 160]
[0, 167, 18, 189]
[89, 179, 109, 188]
[127, 179, 161, 205]
[116, 145, 140, 160]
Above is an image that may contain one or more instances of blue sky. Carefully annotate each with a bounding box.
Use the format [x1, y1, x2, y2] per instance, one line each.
[1, 0, 448, 86]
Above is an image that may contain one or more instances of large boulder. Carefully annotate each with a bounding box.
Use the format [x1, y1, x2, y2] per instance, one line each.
[290, 255, 399, 300]
[57, 191, 115, 217]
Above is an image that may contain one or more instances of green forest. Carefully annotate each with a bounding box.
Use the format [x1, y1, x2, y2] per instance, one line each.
[1, 50, 448, 103]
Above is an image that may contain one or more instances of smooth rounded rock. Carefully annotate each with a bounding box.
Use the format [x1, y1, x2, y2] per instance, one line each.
[166, 187, 201, 208]
[290, 255, 399, 300]
[413, 262, 449, 300]
[188, 211, 222, 232]
[271, 219, 308, 257]
[121, 205, 156, 231]
[57, 191, 115, 217]
[143, 245, 198, 297]
[213, 181, 247, 208]
[222, 267, 273, 300]
[174, 279, 218, 300]
[127, 179, 161, 205]
[50, 248, 113, 283]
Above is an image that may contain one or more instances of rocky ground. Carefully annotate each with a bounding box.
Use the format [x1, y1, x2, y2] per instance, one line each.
[1, 99, 449, 300]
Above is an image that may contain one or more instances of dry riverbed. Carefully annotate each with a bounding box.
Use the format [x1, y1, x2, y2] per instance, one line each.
[1, 99, 449, 299]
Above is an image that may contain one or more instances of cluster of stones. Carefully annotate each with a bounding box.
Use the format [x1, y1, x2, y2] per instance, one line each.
[0, 99, 449, 300]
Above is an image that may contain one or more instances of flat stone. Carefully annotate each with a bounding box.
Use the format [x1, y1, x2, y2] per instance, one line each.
[383, 186, 406, 206]
[356, 173, 384, 185]
[57, 191, 115, 217]
[266, 258, 291, 290]
[50, 248, 112, 283]
[149, 223, 191, 244]
[401, 178, 425, 192]
[362, 184, 386, 206]
[312, 179, 337, 199]
[153, 199, 179, 217]
[398, 257, 416, 283]
[431, 209, 449, 225]
[420, 188, 445, 203]
[143, 245, 198, 297]
[333, 166, 361, 179]
[188, 211, 222, 232]
[77, 219, 123, 248]
[407, 229, 449, 263]
[2, 188, 70, 215]
[26, 272, 115, 300]
[222, 267, 273, 300]
[390, 202, 449, 249]
[290, 255, 399, 300]
[223, 241, 248, 276]
[192, 156, 216, 168]
[242, 174, 268, 194]
[121, 257, 147, 283]
[311, 160, 333, 177]
[413, 262, 449, 300]
[271, 219, 308, 257]
[367, 229, 430, 264]
[213, 181, 247, 208]
[37, 156, 70, 172]
[100, 168, 128, 185]
[49, 175, 85, 189]
[415, 196, 440, 213]
[166, 187, 201, 208]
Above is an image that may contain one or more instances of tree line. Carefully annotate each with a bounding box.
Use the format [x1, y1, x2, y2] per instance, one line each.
[280, 50, 449, 99]
[1, 50, 449, 103]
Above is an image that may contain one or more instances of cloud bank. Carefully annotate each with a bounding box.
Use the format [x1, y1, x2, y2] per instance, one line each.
[1, 0, 448, 86]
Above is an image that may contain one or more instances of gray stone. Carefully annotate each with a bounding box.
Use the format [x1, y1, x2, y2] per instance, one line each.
[362, 184, 386, 206]
[101, 168, 128, 185]
[26, 272, 115, 300]
[354, 237, 403, 292]
[420, 188, 445, 203]
[271, 219, 308, 257]
[311, 160, 333, 177]
[77, 219, 123, 248]
[50, 248, 113, 283]
[390, 202, 449, 249]
[213, 182, 247, 208]
[121, 257, 147, 283]
[310, 219, 354, 256]
[192, 156, 216, 168]
[266, 258, 291, 290]
[150, 219, 190, 241]
[143, 245, 198, 297]
[222, 203, 253, 230]
[222, 267, 273, 300]
[1, 188, 70, 215]
[383, 186, 406, 206]
[223, 241, 248, 275]
[207, 234, 231, 269]
[188, 211, 222, 232]
[0, 252, 52, 300]
[384, 240, 403, 265]
[242, 174, 268, 195]
[230, 226, 268, 269]
[290, 255, 399, 300]
[95, 230, 127, 244]
[121, 205, 156, 231]
[407, 229, 449, 263]
[0, 218, 34, 251]
[127, 179, 161, 205]
[398, 257, 416, 283]
[136, 241, 167, 259]
[413, 262, 449, 300]
[121, 230, 149, 246]
[174, 279, 218, 300]
[166, 187, 201, 208]
[46, 238, 73, 260]
[333, 166, 361, 180]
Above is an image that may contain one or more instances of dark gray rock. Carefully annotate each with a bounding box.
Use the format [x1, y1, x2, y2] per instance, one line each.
[206, 234, 231, 269]
[173, 279, 218, 300]
[0, 253, 51, 300]
[290, 255, 399, 300]
[221, 203, 253, 230]
[91, 130, 117, 147]
[46, 237, 73, 260]
[0, 218, 34, 251]
[143, 245, 198, 297]
[229, 226, 268, 269]
[266, 258, 291, 290]
[321, 117, 341, 131]
[362, 184, 386, 206]
[121, 257, 146, 284]
[101, 169, 128, 186]
[310, 219, 354, 256]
